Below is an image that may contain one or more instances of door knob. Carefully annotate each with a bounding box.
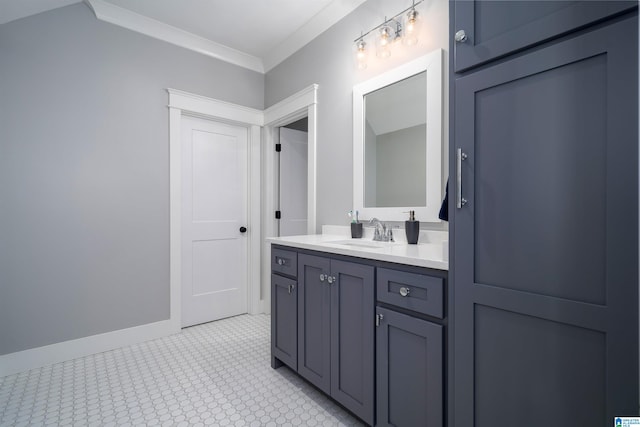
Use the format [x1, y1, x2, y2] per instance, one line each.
[239, 226, 247, 233]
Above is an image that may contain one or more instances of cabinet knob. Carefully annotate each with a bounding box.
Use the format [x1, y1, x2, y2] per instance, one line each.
[320, 274, 326, 282]
[455, 30, 468, 43]
[277, 258, 285, 266]
[399, 287, 411, 297]
[327, 276, 335, 284]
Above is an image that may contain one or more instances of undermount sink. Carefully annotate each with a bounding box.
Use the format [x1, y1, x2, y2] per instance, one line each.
[329, 239, 399, 249]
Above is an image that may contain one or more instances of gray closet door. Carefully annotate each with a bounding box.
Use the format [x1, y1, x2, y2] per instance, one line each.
[330, 260, 375, 426]
[453, 0, 636, 72]
[376, 307, 443, 427]
[297, 254, 331, 394]
[453, 15, 638, 427]
[271, 273, 297, 370]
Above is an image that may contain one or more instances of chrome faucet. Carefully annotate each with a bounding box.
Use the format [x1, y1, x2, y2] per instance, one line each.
[369, 218, 394, 242]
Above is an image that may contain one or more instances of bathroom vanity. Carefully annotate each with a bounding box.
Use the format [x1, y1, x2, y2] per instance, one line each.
[268, 231, 447, 426]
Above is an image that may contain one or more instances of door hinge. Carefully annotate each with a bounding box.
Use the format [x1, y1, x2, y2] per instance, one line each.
[375, 313, 384, 327]
[275, 143, 282, 152]
[275, 210, 281, 219]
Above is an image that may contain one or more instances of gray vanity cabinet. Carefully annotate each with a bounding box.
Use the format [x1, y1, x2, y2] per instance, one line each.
[271, 248, 298, 371]
[297, 253, 375, 425]
[450, 3, 638, 426]
[376, 267, 445, 427]
[452, 0, 636, 72]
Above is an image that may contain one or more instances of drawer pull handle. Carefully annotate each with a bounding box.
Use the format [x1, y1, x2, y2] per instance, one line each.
[399, 287, 411, 297]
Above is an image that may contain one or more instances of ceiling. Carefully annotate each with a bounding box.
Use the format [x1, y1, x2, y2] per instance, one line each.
[0, 0, 367, 72]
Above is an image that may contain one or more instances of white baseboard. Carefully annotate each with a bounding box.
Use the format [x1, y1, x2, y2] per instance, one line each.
[0, 319, 179, 377]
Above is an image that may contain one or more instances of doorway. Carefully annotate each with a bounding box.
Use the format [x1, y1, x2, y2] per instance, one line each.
[277, 118, 308, 237]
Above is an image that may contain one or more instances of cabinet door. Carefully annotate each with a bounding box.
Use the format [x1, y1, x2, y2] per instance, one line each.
[271, 274, 297, 370]
[452, 16, 638, 427]
[376, 307, 442, 427]
[452, 0, 636, 72]
[330, 260, 375, 426]
[297, 254, 331, 394]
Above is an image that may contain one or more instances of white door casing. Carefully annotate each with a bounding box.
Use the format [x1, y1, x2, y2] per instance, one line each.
[279, 127, 308, 237]
[262, 84, 318, 315]
[181, 116, 248, 327]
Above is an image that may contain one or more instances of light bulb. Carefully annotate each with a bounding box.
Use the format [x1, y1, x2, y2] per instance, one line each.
[376, 25, 394, 58]
[355, 39, 367, 70]
[403, 8, 420, 46]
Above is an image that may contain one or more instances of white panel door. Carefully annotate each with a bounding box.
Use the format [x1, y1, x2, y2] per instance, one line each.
[181, 116, 248, 327]
[279, 128, 308, 236]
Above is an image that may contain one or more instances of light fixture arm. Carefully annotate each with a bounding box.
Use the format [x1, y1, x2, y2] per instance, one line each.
[353, 0, 424, 43]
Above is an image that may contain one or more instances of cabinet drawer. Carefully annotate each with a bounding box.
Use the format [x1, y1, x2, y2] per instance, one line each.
[377, 268, 443, 318]
[272, 248, 297, 278]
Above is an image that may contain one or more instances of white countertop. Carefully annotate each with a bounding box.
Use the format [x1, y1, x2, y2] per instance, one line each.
[267, 227, 448, 271]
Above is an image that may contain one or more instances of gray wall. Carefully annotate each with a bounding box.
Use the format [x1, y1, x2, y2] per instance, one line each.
[265, 0, 449, 231]
[0, 3, 264, 355]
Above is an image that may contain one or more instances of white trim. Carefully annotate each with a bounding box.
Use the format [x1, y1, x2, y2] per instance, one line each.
[353, 49, 443, 222]
[263, 0, 368, 72]
[84, 0, 264, 73]
[263, 84, 318, 125]
[169, 106, 182, 333]
[168, 89, 264, 126]
[262, 84, 319, 315]
[248, 125, 264, 315]
[168, 89, 264, 325]
[0, 319, 175, 377]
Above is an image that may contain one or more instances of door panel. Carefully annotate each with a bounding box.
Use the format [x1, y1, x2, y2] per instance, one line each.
[271, 273, 297, 370]
[279, 127, 308, 236]
[474, 306, 605, 426]
[297, 254, 331, 394]
[376, 307, 443, 427]
[330, 260, 374, 425]
[453, 0, 636, 71]
[181, 116, 248, 328]
[473, 52, 607, 304]
[453, 16, 638, 426]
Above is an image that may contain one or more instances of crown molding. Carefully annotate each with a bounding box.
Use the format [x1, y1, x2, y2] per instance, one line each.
[263, 0, 367, 72]
[84, 0, 265, 73]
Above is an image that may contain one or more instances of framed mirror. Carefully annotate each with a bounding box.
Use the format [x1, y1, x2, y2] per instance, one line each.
[353, 49, 442, 222]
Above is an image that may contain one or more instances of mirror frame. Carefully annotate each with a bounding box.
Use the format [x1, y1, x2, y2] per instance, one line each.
[353, 49, 443, 222]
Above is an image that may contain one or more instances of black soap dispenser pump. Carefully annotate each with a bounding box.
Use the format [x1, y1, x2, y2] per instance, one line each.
[405, 210, 419, 244]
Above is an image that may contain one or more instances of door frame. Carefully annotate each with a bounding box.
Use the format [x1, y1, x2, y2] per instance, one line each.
[168, 88, 263, 331]
[262, 84, 318, 314]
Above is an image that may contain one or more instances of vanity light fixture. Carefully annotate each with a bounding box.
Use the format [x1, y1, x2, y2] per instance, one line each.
[353, 0, 424, 67]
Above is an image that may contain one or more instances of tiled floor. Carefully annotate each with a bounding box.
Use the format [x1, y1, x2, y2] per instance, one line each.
[0, 314, 363, 426]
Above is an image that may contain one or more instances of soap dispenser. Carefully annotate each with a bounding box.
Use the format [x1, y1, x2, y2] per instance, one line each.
[405, 210, 419, 244]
